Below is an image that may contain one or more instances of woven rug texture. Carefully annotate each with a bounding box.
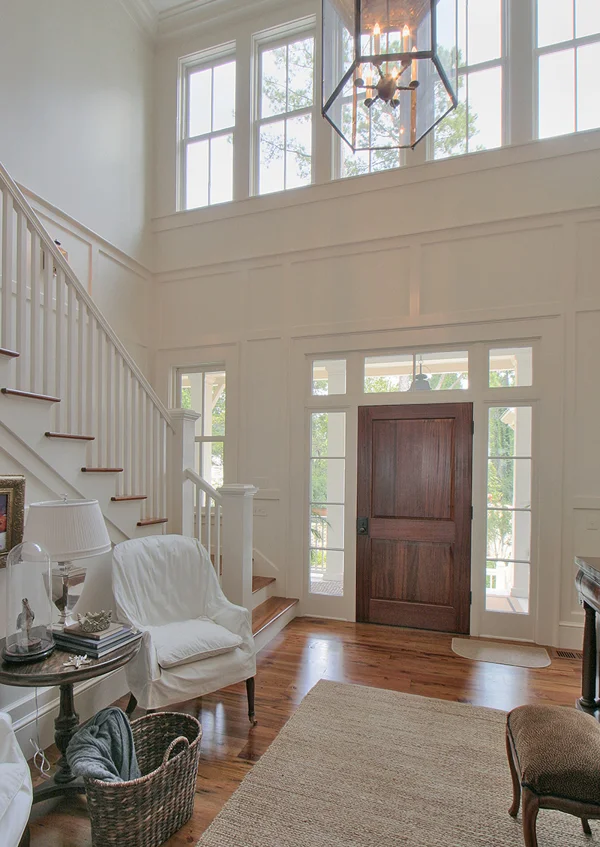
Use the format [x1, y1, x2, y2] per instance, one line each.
[451, 638, 551, 668]
[197, 680, 593, 847]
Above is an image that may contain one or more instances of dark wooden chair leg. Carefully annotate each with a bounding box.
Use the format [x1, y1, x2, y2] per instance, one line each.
[246, 677, 257, 726]
[522, 789, 540, 847]
[582, 818, 592, 835]
[18, 826, 30, 847]
[125, 693, 137, 718]
[506, 728, 521, 817]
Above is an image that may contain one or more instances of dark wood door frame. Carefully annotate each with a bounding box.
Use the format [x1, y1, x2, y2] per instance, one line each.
[357, 402, 473, 634]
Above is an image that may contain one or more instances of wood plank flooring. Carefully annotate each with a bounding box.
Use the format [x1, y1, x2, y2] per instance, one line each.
[28, 618, 582, 846]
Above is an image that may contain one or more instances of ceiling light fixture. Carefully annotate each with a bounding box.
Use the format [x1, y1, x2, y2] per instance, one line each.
[322, 0, 459, 151]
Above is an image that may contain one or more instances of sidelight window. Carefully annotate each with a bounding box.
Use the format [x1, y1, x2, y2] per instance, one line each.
[309, 412, 346, 597]
[486, 406, 532, 614]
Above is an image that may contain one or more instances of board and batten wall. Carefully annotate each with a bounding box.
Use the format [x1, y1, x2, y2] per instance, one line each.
[152, 126, 600, 649]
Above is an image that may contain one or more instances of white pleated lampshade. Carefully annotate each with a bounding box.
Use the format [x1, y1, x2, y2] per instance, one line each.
[23, 499, 111, 562]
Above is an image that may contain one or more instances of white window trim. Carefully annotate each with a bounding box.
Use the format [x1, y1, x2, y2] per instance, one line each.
[178, 41, 236, 212]
[251, 16, 318, 196]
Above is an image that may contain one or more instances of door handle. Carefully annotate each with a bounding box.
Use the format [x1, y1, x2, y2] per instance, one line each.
[357, 517, 369, 536]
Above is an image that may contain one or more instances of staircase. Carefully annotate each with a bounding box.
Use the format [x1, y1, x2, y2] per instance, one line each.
[0, 160, 297, 647]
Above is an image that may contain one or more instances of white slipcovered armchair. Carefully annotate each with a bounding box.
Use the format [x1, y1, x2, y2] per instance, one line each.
[0, 712, 32, 847]
[112, 535, 257, 722]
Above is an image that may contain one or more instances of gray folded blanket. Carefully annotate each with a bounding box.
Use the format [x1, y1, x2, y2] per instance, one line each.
[66, 707, 141, 783]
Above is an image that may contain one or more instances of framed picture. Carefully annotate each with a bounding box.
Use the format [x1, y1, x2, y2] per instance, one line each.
[0, 476, 25, 567]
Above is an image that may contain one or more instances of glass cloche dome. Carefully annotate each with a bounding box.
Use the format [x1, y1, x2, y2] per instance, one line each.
[2, 542, 55, 663]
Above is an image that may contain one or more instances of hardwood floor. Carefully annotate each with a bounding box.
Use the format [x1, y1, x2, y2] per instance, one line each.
[28, 618, 582, 846]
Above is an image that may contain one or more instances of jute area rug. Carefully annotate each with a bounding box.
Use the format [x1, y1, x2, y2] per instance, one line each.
[452, 637, 551, 668]
[197, 681, 592, 847]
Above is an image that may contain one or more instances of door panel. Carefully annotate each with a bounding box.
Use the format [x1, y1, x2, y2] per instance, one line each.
[357, 403, 473, 634]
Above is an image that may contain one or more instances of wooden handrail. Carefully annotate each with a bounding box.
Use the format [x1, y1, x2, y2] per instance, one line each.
[184, 467, 222, 502]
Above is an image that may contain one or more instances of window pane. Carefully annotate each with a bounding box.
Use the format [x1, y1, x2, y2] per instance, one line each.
[210, 134, 233, 204]
[538, 49, 575, 139]
[259, 121, 285, 194]
[310, 549, 344, 596]
[261, 45, 287, 118]
[487, 510, 531, 561]
[364, 355, 413, 392]
[286, 114, 312, 189]
[537, 0, 573, 47]
[487, 459, 532, 509]
[420, 351, 469, 390]
[311, 458, 345, 504]
[434, 74, 467, 159]
[467, 0, 502, 66]
[577, 43, 600, 132]
[311, 412, 346, 458]
[203, 371, 226, 436]
[288, 37, 314, 109]
[200, 441, 224, 489]
[188, 68, 212, 137]
[212, 61, 236, 132]
[488, 407, 532, 458]
[468, 66, 503, 151]
[485, 561, 529, 613]
[577, 0, 600, 38]
[186, 140, 209, 209]
[312, 360, 346, 395]
[489, 347, 533, 387]
[310, 504, 345, 548]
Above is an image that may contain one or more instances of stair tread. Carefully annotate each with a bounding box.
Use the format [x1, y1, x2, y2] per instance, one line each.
[1, 387, 60, 403]
[137, 517, 168, 526]
[82, 467, 124, 473]
[252, 575, 276, 593]
[46, 432, 95, 441]
[252, 597, 299, 636]
[111, 495, 147, 501]
[0, 348, 19, 359]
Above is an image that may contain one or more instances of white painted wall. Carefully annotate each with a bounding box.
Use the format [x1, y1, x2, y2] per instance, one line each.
[0, 0, 153, 266]
[152, 100, 600, 648]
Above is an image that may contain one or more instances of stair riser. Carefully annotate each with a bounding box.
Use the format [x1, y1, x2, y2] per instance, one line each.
[253, 604, 298, 653]
[251, 580, 278, 610]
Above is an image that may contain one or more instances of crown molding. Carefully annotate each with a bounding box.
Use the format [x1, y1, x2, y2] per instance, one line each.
[117, 0, 158, 38]
[156, 0, 295, 39]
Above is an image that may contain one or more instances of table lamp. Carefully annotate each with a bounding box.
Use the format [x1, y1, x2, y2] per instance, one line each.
[23, 499, 111, 629]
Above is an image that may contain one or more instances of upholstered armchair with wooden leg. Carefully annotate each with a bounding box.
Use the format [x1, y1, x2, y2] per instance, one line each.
[506, 704, 600, 847]
[112, 535, 257, 724]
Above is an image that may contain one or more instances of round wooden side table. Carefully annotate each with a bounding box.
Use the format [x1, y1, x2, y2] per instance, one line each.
[0, 637, 141, 803]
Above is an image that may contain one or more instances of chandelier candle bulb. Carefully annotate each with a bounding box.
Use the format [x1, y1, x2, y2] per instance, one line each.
[373, 23, 381, 55]
[402, 25, 411, 52]
[411, 46, 418, 81]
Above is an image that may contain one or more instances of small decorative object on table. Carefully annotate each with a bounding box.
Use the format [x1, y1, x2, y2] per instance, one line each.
[2, 543, 54, 664]
[76, 611, 112, 633]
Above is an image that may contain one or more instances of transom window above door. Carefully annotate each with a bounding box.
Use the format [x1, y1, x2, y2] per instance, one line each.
[364, 351, 469, 393]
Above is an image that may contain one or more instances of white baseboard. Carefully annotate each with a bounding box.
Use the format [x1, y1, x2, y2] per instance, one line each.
[558, 621, 584, 650]
[8, 669, 129, 758]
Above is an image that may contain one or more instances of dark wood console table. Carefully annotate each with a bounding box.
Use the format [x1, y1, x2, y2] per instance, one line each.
[0, 637, 140, 802]
[575, 556, 600, 715]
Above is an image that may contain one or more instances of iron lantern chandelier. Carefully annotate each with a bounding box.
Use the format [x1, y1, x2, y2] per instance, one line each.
[322, 0, 459, 151]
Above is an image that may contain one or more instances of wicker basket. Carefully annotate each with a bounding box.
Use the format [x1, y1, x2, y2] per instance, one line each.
[84, 712, 202, 847]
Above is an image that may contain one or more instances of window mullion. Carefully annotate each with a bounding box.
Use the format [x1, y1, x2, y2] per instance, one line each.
[510, 0, 535, 144]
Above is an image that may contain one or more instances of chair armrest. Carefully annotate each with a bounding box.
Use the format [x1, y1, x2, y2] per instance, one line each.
[129, 629, 161, 683]
[208, 600, 253, 645]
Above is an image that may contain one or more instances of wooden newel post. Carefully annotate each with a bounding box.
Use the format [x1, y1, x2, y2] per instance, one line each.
[168, 408, 200, 535]
[218, 484, 258, 612]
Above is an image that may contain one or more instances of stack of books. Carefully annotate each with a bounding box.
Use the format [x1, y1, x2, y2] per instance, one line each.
[54, 621, 141, 659]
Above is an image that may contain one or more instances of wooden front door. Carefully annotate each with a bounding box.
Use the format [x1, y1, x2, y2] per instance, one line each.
[357, 403, 473, 633]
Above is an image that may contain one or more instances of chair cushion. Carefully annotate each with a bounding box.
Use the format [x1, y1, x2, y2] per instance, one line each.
[151, 618, 243, 669]
[507, 704, 600, 805]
